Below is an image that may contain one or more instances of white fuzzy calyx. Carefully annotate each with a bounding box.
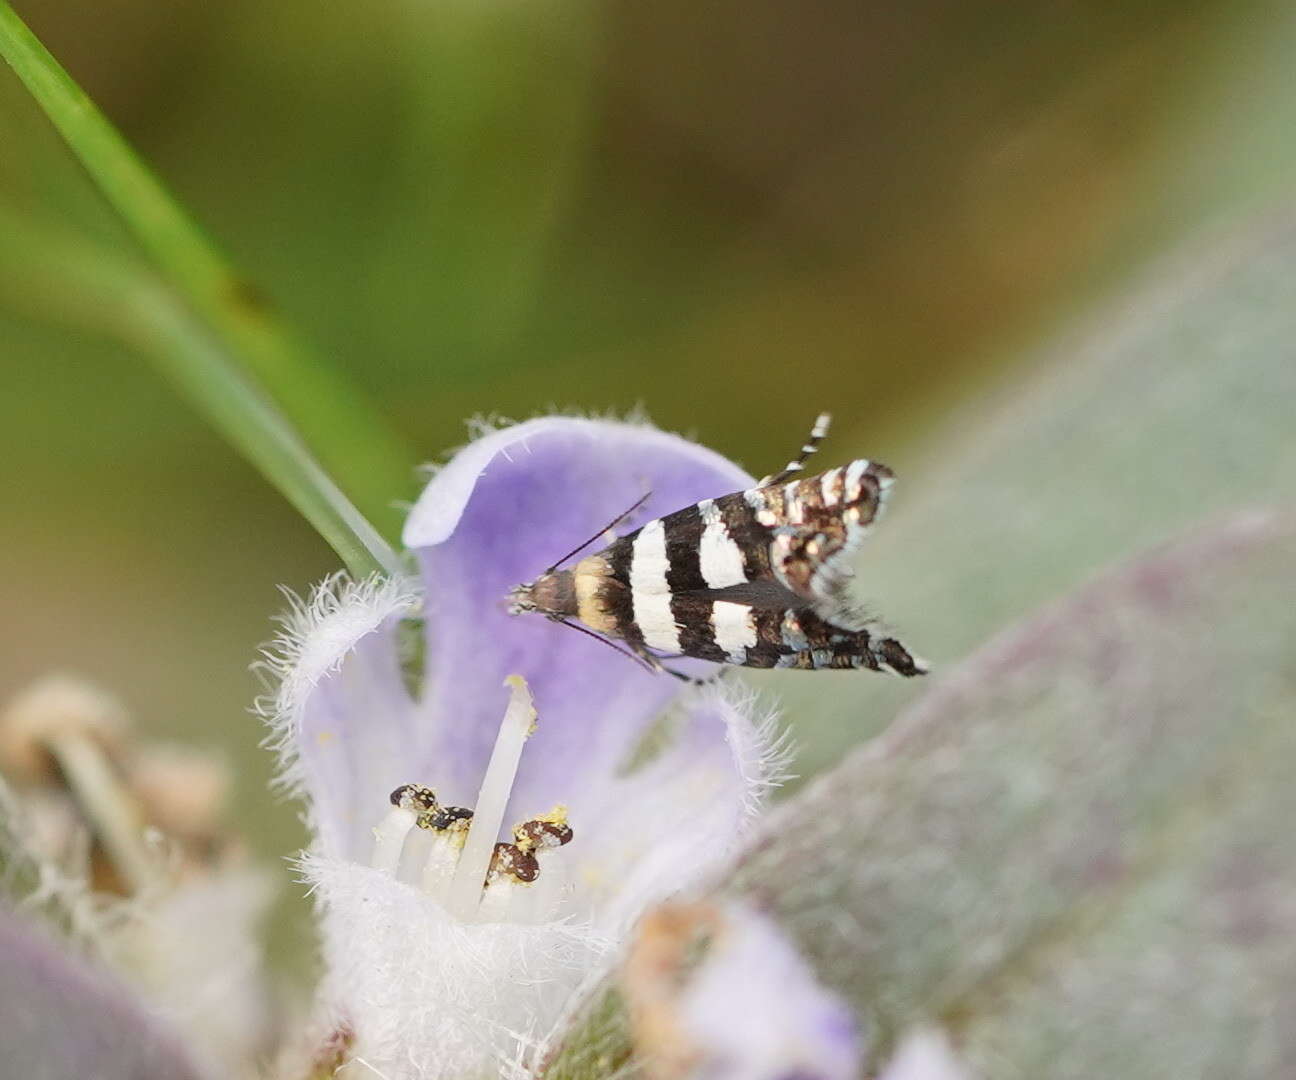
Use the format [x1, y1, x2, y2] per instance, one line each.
[309, 677, 590, 1078]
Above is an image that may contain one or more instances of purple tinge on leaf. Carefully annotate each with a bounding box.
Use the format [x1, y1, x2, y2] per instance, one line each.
[0, 906, 202, 1080]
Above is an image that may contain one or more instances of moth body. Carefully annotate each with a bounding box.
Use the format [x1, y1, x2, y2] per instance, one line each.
[508, 415, 927, 678]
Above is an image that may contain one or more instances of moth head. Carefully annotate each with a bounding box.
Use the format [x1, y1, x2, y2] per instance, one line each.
[507, 571, 577, 620]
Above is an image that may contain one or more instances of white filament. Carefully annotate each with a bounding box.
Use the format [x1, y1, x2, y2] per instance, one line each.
[522, 850, 569, 925]
[370, 806, 416, 873]
[421, 832, 463, 903]
[476, 877, 521, 924]
[395, 825, 434, 886]
[445, 676, 536, 922]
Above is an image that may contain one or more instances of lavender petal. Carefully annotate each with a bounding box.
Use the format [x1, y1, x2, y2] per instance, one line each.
[265, 575, 422, 861]
[627, 900, 862, 1080]
[572, 682, 788, 933]
[878, 1030, 974, 1080]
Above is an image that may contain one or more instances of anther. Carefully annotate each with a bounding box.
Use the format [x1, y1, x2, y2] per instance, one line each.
[487, 842, 540, 885]
[390, 784, 438, 814]
[372, 781, 437, 873]
[513, 810, 573, 854]
[421, 805, 474, 832]
[491, 806, 575, 923]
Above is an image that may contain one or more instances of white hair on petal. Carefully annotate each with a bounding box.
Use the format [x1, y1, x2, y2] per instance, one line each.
[410, 406, 737, 493]
[694, 679, 796, 823]
[254, 572, 420, 801]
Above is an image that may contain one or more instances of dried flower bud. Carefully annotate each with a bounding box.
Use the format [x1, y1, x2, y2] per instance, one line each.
[128, 744, 232, 841]
[0, 675, 130, 784]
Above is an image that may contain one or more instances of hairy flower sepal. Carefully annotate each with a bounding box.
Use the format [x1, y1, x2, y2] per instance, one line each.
[263, 417, 790, 1078]
[304, 852, 605, 1072]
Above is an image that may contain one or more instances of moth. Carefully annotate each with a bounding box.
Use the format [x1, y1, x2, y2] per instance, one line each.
[507, 414, 927, 679]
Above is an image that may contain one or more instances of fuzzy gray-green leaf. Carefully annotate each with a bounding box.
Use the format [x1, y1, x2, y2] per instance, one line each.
[732, 509, 1296, 1075]
[546, 508, 1296, 1078]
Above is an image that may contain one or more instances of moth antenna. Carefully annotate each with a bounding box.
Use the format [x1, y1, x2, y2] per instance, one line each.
[759, 411, 832, 486]
[555, 618, 659, 673]
[544, 490, 653, 574]
[661, 665, 721, 686]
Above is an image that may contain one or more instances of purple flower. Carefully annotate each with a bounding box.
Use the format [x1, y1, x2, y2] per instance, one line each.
[262, 417, 793, 1078]
[876, 1029, 973, 1080]
[0, 906, 204, 1080]
[621, 899, 864, 1080]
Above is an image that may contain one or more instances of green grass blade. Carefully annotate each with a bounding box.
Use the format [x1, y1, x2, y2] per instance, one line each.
[0, 1, 416, 555]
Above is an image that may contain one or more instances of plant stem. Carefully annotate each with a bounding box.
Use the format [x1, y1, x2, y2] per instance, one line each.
[0, 0, 416, 563]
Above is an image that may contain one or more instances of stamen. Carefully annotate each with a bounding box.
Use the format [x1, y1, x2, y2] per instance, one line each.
[395, 825, 434, 885]
[445, 676, 536, 922]
[393, 784, 439, 815]
[489, 842, 541, 884]
[371, 784, 437, 873]
[512, 806, 574, 923]
[477, 842, 541, 923]
[418, 806, 473, 901]
[513, 807, 573, 853]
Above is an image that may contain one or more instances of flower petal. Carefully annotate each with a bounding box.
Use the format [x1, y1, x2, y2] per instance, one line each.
[878, 1029, 974, 1080]
[621, 900, 862, 1080]
[403, 417, 754, 821]
[0, 906, 202, 1080]
[261, 573, 422, 861]
[303, 854, 608, 1079]
[570, 681, 790, 933]
[680, 903, 861, 1080]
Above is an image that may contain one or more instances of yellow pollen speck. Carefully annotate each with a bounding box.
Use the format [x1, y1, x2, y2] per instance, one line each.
[503, 673, 539, 735]
[316, 731, 335, 745]
[537, 804, 569, 827]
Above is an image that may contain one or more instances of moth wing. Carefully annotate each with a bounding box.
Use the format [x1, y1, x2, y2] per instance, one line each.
[742, 460, 895, 614]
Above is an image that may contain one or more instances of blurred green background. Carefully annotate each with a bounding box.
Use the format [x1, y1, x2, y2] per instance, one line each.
[3, 0, 1296, 970]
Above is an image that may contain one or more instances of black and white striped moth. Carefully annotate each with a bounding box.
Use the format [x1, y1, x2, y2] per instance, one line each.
[507, 414, 927, 679]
